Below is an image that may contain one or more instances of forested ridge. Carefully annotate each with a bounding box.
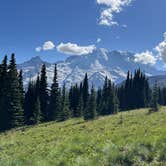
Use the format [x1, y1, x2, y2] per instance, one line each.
[0, 54, 163, 131]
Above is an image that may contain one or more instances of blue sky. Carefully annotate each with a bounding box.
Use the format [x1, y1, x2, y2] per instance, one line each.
[0, 0, 166, 68]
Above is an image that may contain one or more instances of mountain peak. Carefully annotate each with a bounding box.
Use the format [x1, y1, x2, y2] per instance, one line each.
[29, 56, 43, 63]
[18, 56, 51, 69]
[18, 49, 165, 88]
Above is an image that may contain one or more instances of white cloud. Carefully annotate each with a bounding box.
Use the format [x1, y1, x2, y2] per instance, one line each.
[133, 32, 166, 65]
[35, 47, 42, 52]
[97, 0, 133, 26]
[43, 41, 55, 50]
[155, 32, 166, 63]
[96, 38, 102, 43]
[57, 42, 96, 55]
[134, 50, 156, 65]
[35, 41, 55, 52]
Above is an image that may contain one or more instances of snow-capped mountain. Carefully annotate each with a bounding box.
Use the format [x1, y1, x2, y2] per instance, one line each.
[18, 49, 166, 88]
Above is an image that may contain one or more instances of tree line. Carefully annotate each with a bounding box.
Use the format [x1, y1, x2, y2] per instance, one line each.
[0, 54, 161, 131]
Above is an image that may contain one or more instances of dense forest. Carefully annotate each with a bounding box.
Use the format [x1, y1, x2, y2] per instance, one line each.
[0, 54, 163, 131]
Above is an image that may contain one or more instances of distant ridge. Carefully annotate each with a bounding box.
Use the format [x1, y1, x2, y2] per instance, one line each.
[18, 48, 166, 87]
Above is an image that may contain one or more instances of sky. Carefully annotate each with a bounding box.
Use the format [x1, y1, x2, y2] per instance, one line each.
[0, 0, 166, 69]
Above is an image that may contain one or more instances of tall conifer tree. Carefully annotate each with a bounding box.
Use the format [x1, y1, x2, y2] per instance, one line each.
[33, 97, 42, 124]
[48, 64, 61, 121]
[7, 54, 24, 128]
[0, 56, 9, 130]
[82, 73, 89, 111]
[150, 81, 159, 112]
[18, 70, 24, 109]
[58, 84, 70, 121]
[39, 64, 48, 121]
[24, 81, 35, 125]
[84, 85, 96, 120]
[35, 74, 40, 98]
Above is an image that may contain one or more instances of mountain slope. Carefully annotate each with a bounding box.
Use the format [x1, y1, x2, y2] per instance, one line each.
[18, 56, 52, 87]
[148, 75, 166, 87]
[18, 49, 166, 88]
[0, 108, 165, 165]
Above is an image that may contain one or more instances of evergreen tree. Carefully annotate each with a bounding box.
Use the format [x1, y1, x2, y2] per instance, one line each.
[18, 70, 24, 109]
[117, 86, 125, 111]
[96, 88, 102, 115]
[144, 79, 151, 107]
[24, 77, 41, 125]
[82, 73, 89, 111]
[76, 94, 83, 117]
[33, 97, 42, 124]
[150, 81, 159, 112]
[69, 84, 82, 117]
[39, 64, 48, 121]
[102, 76, 109, 101]
[161, 87, 166, 105]
[24, 81, 36, 125]
[100, 76, 109, 115]
[119, 69, 150, 111]
[48, 64, 61, 121]
[35, 73, 40, 98]
[84, 85, 96, 120]
[124, 71, 132, 109]
[158, 87, 164, 105]
[107, 80, 114, 115]
[132, 69, 148, 109]
[77, 83, 83, 117]
[113, 95, 119, 114]
[57, 84, 70, 121]
[101, 79, 119, 115]
[0, 56, 9, 131]
[7, 54, 24, 128]
[69, 85, 74, 114]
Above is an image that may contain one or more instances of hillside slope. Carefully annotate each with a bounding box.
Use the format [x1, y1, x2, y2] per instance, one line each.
[0, 108, 166, 166]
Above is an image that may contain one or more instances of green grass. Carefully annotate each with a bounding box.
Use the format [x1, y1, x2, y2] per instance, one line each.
[0, 107, 166, 166]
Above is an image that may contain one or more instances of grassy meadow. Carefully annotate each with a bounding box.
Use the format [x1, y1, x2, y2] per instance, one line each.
[0, 107, 166, 166]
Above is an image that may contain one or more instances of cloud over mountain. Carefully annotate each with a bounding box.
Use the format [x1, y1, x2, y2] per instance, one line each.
[155, 32, 166, 64]
[57, 42, 96, 55]
[35, 41, 55, 52]
[134, 51, 156, 65]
